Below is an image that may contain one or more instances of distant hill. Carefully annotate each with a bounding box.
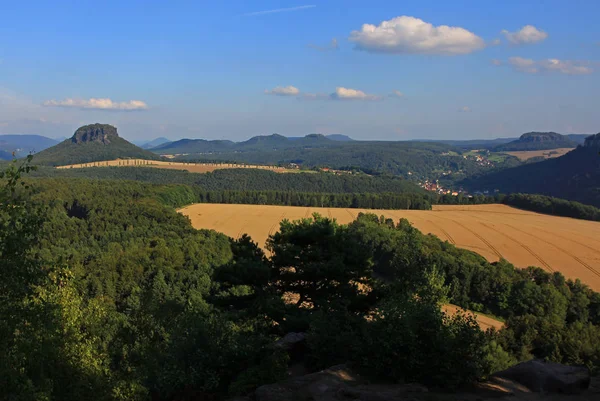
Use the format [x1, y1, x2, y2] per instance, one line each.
[141, 137, 171, 149]
[152, 133, 337, 154]
[0, 134, 58, 157]
[462, 133, 600, 207]
[422, 137, 516, 150]
[325, 134, 354, 142]
[493, 132, 576, 152]
[32, 124, 160, 166]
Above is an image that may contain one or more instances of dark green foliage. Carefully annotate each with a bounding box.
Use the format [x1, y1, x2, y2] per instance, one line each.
[355, 297, 490, 388]
[503, 193, 600, 221]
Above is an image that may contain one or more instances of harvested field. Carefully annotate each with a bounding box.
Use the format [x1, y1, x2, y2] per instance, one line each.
[56, 159, 293, 173]
[442, 304, 504, 331]
[504, 147, 574, 161]
[179, 203, 600, 291]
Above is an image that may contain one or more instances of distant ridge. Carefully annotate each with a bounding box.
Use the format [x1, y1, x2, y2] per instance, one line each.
[151, 133, 337, 154]
[494, 132, 576, 151]
[33, 123, 160, 166]
[0, 134, 58, 157]
[140, 137, 171, 149]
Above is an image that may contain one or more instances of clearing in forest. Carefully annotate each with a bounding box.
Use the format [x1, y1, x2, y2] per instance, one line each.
[56, 159, 294, 173]
[504, 147, 574, 161]
[179, 203, 600, 292]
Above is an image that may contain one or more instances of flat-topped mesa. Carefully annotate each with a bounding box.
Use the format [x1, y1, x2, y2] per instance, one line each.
[519, 132, 564, 142]
[71, 124, 119, 145]
[583, 133, 600, 148]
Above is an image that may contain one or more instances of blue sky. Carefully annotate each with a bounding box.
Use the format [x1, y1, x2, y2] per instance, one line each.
[1, 0, 599, 141]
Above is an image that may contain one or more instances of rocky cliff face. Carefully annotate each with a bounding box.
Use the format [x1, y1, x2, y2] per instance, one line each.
[584, 133, 600, 148]
[519, 132, 565, 143]
[71, 124, 119, 145]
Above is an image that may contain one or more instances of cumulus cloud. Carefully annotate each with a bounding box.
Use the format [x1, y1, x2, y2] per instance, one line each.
[506, 57, 593, 75]
[502, 25, 548, 45]
[459, 106, 471, 112]
[264, 86, 301, 96]
[308, 38, 339, 51]
[349, 16, 485, 55]
[330, 87, 381, 101]
[43, 98, 148, 110]
[390, 90, 404, 97]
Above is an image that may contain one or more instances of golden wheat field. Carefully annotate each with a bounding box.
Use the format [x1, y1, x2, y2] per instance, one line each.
[56, 159, 292, 173]
[504, 147, 574, 161]
[179, 203, 600, 292]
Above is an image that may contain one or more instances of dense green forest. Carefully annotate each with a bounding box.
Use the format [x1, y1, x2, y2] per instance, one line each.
[2, 158, 600, 400]
[32, 166, 427, 194]
[502, 193, 600, 222]
[31, 166, 505, 210]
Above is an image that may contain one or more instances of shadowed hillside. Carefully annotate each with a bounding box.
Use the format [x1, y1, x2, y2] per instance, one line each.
[462, 133, 600, 207]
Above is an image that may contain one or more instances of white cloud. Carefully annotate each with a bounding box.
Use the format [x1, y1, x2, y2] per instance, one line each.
[459, 106, 471, 112]
[43, 98, 149, 110]
[349, 16, 485, 55]
[243, 5, 315, 17]
[507, 57, 593, 75]
[491, 59, 502, 66]
[264, 86, 301, 96]
[501, 25, 548, 45]
[390, 90, 404, 97]
[308, 38, 339, 51]
[330, 87, 381, 101]
[490, 39, 501, 46]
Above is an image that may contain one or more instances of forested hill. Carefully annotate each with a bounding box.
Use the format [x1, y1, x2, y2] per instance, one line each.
[493, 132, 576, 151]
[32, 124, 160, 166]
[152, 133, 338, 154]
[462, 134, 600, 207]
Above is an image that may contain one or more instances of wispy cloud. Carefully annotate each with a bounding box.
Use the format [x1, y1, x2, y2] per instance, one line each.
[500, 57, 594, 75]
[243, 5, 316, 17]
[459, 106, 471, 112]
[264, 86, 300, 96]
[43, 98, 149, 111]
[308, 38, 339, 52]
